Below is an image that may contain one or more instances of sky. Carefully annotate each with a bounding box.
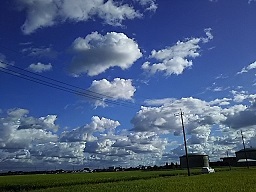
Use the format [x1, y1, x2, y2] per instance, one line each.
[1, 0, 256, 172]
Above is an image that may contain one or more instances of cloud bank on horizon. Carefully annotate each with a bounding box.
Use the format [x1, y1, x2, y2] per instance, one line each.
[0, 0, 256, 171]
[1, 93, 256, 170]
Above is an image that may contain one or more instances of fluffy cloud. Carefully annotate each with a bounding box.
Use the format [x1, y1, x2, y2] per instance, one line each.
[0, 109, 119, 171]
[0, 108, 58, 150]
[2, 94, 256, 171]
[8, 108, 58, 132]
[83, 130, 168, 168]
[142, 29, 213, 76]
[69, 32, 142, 76]
[0, 108, 85, 171]
[132, 95, 256, 162]
[88, 78, 136, 107]
[136, 0, 157, 11]
[202, 28, 213, 43]
[209, 98, 231, 106]
[125, 132, 167, 155]
[144, 98, 175, 106]
[16, 0, 156, 34]
[28, 62, 52, 73]
[60, 116, 120, 142]
[7, 108, 29, 117]
[133, 96, 256, 135]
[237, 61, 256, 74]
[0, 108, 168, 171]
[21, 46, 58, 58]
[231, 90, 248, 103]
[59, 116, 168, 167]
[222, 101, 256, 129]
[231, 90, 256, 103]
[132, 97, 225, 136]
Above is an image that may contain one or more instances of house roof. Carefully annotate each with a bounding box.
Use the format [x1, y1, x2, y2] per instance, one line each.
[235, 148, 256, 153]
[179, 153, 208, 158]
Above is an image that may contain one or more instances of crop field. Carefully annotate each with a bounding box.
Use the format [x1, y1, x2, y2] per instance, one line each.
[0, 168, 255, 192]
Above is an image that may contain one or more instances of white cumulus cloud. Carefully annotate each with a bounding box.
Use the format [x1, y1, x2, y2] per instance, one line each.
[136, 0, 157, 12]
[28, 62, 52, 73]
[144, 98, 175, 106]
[21, 46, 58, 58]
[60, 116, 120, 142]
[69, 32, 142, 76]
[16, 0, 154, 34]
[132, 97, 224, 135]
[2, 96, 256, 171]
[0, 108, 59, 151]
[142, 29, 213, 76]
[88, 78, 136, 107]
[132, 96, 256, 162]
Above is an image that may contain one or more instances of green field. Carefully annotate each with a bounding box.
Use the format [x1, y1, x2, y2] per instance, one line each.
[0, 168, 255, 192]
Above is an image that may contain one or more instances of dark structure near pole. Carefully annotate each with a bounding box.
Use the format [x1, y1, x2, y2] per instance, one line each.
[180, 154, 209, 168]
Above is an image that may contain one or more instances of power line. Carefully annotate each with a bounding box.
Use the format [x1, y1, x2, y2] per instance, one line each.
[0, 67, 137, 109]
[0, 61, 139, 109]
[0, 44, 141, 106]
[2, 61, 136, 105]
[0, 43, 150, 108]
[2, 61, 135, 103]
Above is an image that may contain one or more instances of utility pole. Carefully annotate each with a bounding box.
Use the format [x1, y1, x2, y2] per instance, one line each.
[227, 150, 231, 170]
[175, 109, 190, 176]
[240, 130, 249, 169]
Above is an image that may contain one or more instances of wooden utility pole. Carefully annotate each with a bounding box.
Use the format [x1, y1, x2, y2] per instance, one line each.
[176, 109, 190, 176]
[240, 130, 249, 169]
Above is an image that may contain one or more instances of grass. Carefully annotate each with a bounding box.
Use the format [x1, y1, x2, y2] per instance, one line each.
[0, 168, 255, 192]
[0, 169, 191, 191]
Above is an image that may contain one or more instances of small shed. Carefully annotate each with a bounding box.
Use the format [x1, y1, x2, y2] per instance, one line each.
[180, 153, 209, 168]
[220, 157, 237, 166]
[235, 148, 256, 161]
[235, 148, 256, 166]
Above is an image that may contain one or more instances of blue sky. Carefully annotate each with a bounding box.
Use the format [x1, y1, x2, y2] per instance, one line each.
[1, 0, 256, 172]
